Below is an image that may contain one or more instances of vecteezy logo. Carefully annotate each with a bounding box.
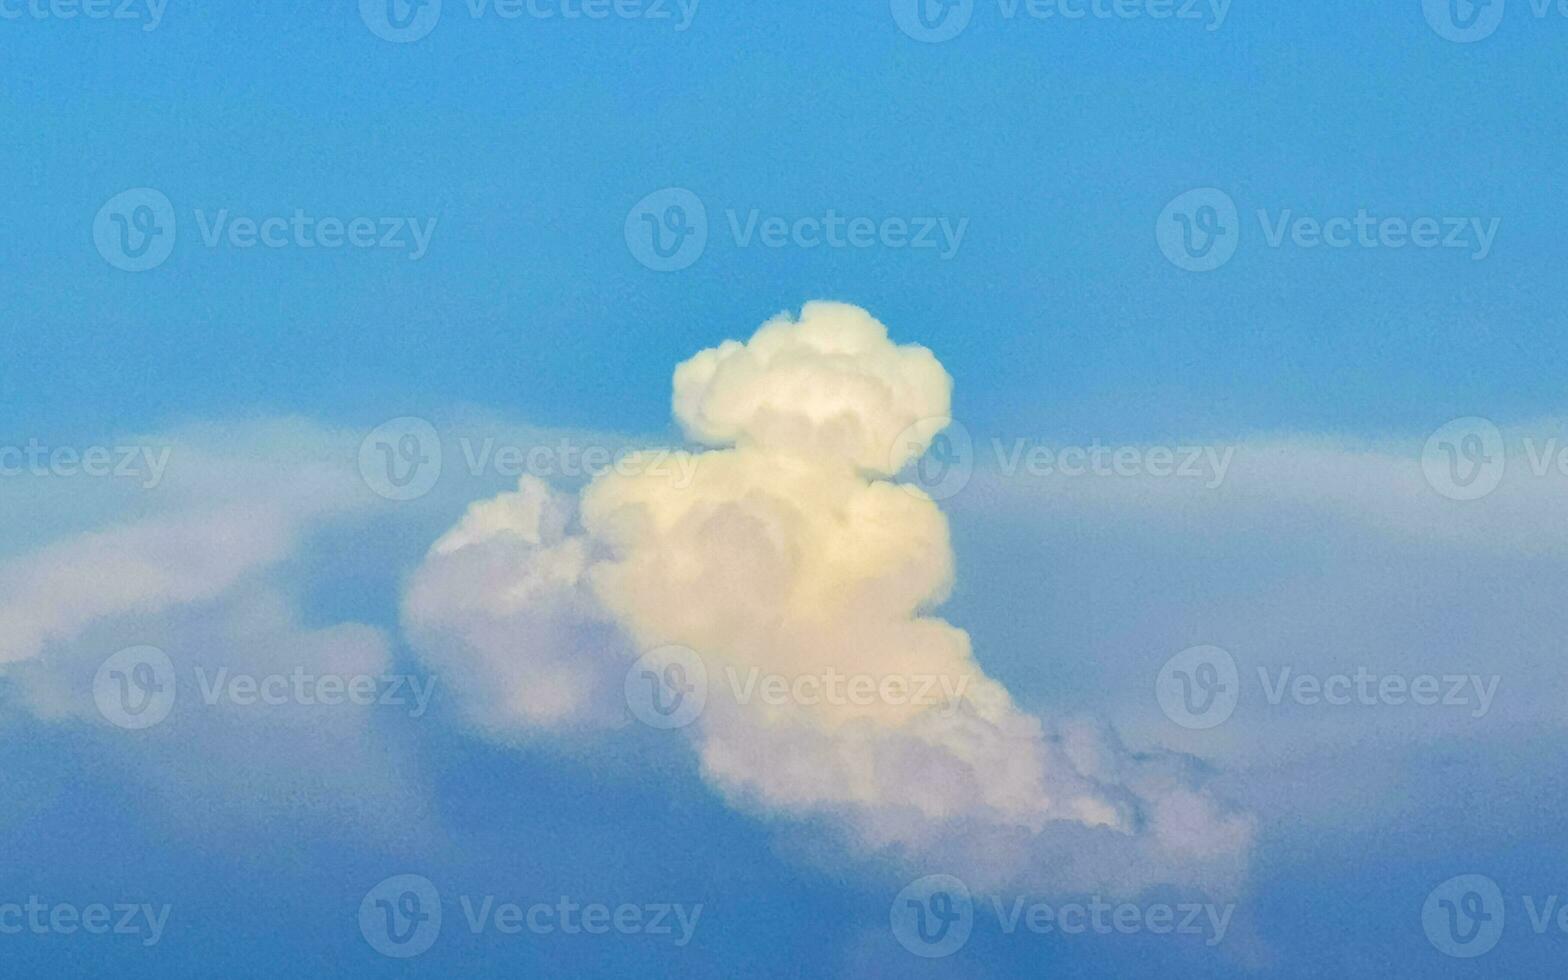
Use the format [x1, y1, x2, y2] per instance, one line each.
[93, 646, 177, 730]
[625, 644, 707, 729]
[1423, 0, 1506, 43]
[93, 188, 177, 272]
[624, 188, 708, 272]
[360, 0, 442, 42]
[1421, 417, 1507, 501]
[891, 418, 974, 502]
[1157, 188, 1240, 273]
[360, 874, 442, 958]
[1156, 645, 1239, 730]
[1423, 874, 1505, 958]
[890, 874, 974, 958]
[890, 0, 974, 42]
[359, 417, 443, 501]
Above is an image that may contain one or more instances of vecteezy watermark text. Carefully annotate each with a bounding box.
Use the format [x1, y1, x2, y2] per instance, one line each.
[92, 647, 438, 730]
[625, 187, 968, 271]
[1420, 416, 1568, 501]
[891, 0, 1230, 43]
[1156, 645, 1501, 729]
[94, 188, 438, 272]
[457, 895, 701, 946]
[892, 419, 1238, 502]
[357, 417, 704, 501]
[191, 210, 437, 259]
[1157, 188, 1500, 272]
[1418, 874, 1568, 958]
[623, 644, 974, 729]
[0, 0, 167, 30]
[458, 436, 699, 487]
[889, 874, 1233, 958]
[727, 666, 971, 713]
[993, 438, 1233, 488]
[194, 667, 436, 717]
[0, 899, 171, 946]
[0, 440, 170, 489]
[360, 0, 699, 43]
[358, 875, 700, 958]
[1423, 0, 1568, 43]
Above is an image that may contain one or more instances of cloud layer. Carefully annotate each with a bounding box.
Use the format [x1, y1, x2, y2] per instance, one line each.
[0, 422, 435, 842]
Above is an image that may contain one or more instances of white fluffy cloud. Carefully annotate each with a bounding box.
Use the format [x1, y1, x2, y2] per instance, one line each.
[672, 300, 953, 474]
[405, 475, 631, 732]
[405, 302, 1254, 895]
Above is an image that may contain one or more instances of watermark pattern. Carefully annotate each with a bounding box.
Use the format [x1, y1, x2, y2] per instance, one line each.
[0, 899, 171, 946]
[891, 0, 1231, 42]
[456, 895, 701, 946]
[194, 667, 436, 717]
[358, 418, 705, 501]
[1422, 417, 1568, 500]
[360, 418, 445, 501]
[1424, 874, 1568, 959]
[190, 209, 437, 259]
[892, 418, 976, 502]
[1422, 0, 1568, 43]
[358, 875, 701, 958]
[991, 438, 1233, 487]
[988, 895, 1233, 946]
[93, 646, 178, 731]
[0, 441, 170, 489]
[1423, 0, 1508, 41]
[93, 188, 177, 272]
[891, 875, 975, 957]
[1157, 646, 1501, 729]
[624, 188, 708, 272]
[1422, 874, 1506, 957]
[360, 0, 699, 43]
[893, 420, 1238, 501]
[1255, 209, 1498, 260]
[625, 644, 708, 729]
[890, 0, 975, 42]
[1419, 417, 1568, 501]
[94, 189, 437, 272]
[457, 435, 700, 488]
[727, 665, 971, 714]
[1422, 417, 1508, 500]
[1155, 645, 1240, 730]
[1158, 188, 1501, 271]
[0, 0, 167, 30]
[625, 187, 969, 271]
[360, 0, 444, 41]
[1156, 188, 1239, 273]
[360, 874, 443, 958]
[623, 646, 973, 729]
[92, 648, 437, 729]
[891, 874, 1233, 958]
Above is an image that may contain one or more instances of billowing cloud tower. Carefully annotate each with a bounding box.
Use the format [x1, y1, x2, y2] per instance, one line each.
[405, 301, 1252, 894]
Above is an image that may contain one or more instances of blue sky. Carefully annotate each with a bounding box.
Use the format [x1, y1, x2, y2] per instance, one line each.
[3, 1, 1568, 976]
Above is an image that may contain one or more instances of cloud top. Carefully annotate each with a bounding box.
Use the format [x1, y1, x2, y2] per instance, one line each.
[672, 301, 952, 474]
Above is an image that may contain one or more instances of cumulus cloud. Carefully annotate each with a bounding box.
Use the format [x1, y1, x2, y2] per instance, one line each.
[672, 301, 952, 474]
[405, 302, 1254, 895]
[404, 475, 631, 732]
